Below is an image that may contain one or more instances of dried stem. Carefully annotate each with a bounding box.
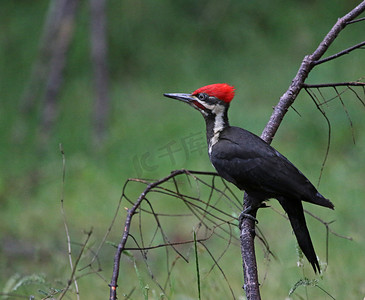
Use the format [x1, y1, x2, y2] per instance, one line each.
[59, 144, 80, 300]
[109, 169, 189, 300]
[58, 229, 93, 300]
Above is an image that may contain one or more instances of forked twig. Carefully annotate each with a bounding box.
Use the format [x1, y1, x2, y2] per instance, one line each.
[58, 229, 93, 300]
[109, 169, 189, 299]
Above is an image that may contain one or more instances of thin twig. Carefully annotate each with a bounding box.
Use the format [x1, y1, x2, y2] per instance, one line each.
[313, 41, 365, 66]
[261, 1, 365, 143]
[193, 231, 202, 300]
[59, 144, 80, 299]
[346, 15, 365, 24]
[109, 169, 189, 300]
[304, 88, 332, 186]
[348, 86, 365, 106]
[200, 241, 237, 300]
[109, 169, 245, 299]
[303, 82, 365, 88]
[334, 86, 356, 144]
[80, 178, 136, 272]
[58, 229, 93, 300]
[304, 209, 353, 241]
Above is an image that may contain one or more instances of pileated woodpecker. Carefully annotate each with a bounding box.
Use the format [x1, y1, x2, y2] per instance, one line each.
[164, 83, 334, 273]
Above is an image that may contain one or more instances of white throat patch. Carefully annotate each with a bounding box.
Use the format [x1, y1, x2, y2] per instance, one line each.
[208, 104, 225, 155]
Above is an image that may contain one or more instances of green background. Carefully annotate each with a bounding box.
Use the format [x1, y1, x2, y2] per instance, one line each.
[1, 0, 364, 299]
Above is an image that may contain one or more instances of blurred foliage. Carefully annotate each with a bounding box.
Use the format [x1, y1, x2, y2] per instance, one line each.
[0, 0, 365, 299]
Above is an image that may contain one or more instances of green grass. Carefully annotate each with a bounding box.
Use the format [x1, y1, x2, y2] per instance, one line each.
[1, 1, 365, 299]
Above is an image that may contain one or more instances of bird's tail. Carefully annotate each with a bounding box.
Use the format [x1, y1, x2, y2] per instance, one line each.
[278, 197, 320, 273]
[312, 192, 334, 209]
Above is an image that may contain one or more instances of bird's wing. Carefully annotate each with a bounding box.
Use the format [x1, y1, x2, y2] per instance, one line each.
[211, 127, 316, 200]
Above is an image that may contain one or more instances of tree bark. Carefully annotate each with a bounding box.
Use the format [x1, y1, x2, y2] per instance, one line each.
[240, 195, 260, 300]
[90, 0, 110, 148]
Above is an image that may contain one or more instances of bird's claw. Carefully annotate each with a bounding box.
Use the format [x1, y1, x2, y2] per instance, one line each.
[238, 208, 258, 229]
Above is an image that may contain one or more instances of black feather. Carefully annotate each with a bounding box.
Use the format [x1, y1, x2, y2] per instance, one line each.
[210, 126, 334, 272]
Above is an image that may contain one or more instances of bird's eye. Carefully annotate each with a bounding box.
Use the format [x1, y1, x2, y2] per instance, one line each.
[198, 93, 207, 101]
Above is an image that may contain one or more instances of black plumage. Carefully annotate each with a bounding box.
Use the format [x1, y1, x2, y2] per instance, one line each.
[210, 126, 333, 273]
[164, 83, 334, 273]
[211, 127, 332, 208]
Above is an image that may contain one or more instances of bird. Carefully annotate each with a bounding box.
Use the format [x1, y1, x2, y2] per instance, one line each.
[163, 83, 334, 273]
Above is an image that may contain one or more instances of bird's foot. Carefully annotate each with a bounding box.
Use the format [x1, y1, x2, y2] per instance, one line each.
[238, 206, 258, 229]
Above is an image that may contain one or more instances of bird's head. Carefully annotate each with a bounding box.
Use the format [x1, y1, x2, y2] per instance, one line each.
[164, 83, 235, 117]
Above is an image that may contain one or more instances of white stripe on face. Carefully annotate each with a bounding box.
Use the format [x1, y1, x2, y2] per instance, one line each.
[208, 104, 225, 154]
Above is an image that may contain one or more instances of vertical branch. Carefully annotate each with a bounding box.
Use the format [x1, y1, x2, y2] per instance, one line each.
[240, 196, 260, 300]
[59, 144, 80, 299]
[89, 0, 110, 148]
[240, 2, 365, 300]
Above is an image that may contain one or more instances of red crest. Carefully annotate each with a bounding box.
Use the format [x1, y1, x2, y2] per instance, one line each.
[192, 83, 235, 103]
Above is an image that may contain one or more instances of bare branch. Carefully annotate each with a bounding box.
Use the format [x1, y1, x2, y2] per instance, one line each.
[348, 86, 365, 106]
[303, 82, 365, 88]
[240, 201, 260, 299]
[334, 86, 356, 144]
[313, 41, 365, 66]
[304, 88, 332, 186]
[346, 16, 365, 24]
[200, 242, 236, 300]
[304, 209, 353, 241]
[241, 3, 365, 299]
[261, 1, 365, 144]
[58, 229, 93, 300]
[109, 169, 189, 300]
[108, 169, 271, 299]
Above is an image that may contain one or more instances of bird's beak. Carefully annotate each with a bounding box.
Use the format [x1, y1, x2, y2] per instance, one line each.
[163, 93, 197, 104]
